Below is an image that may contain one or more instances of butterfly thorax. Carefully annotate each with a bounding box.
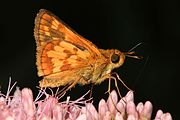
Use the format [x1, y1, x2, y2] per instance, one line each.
[91, 49, 125, 84]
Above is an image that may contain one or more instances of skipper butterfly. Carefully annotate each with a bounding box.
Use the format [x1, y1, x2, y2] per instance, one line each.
[34, 9, 139, 96]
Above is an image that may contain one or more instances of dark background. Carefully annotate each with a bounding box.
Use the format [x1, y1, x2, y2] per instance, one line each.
[0, 0, 179, 119]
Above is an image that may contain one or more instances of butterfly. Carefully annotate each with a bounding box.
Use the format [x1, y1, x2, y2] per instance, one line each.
[34, 9, 140, 96]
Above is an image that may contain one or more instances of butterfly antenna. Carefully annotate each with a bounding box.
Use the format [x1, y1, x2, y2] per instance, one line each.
[133, 55, 150, 87]
[128, 42, 143, 52]
[89, 85, 94, 99]
[125, 42, 145, 59]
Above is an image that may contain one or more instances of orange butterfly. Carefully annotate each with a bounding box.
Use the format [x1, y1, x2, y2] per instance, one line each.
[34, 9, 139, 96]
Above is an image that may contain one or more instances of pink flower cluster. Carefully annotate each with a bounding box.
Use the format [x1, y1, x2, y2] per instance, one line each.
[0, 86, 172, 120]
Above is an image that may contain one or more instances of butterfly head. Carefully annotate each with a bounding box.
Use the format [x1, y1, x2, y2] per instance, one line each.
[108, 49, 141, 69]
[109, 49, 125, 69]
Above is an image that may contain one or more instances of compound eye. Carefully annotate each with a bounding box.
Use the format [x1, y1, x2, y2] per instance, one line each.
[111, 53, 120, 63]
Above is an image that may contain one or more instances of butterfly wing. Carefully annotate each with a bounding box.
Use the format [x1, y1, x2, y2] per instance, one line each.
[34, 9, 102, 87]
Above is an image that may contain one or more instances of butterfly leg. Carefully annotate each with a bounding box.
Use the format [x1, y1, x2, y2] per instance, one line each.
[111, 72, 132, 91]
[57, 79, 79, 97]
[105, 75, 123, 99]
[107, 76, 111, 96]
[95, 73, 129, 98]
[95, 74, 114, 96]
[105, 75, 124, 114]
[96, 72, 131, 99]
[57, 85, 69, 97]
[112, 76, 123, 99]
[89, 84, 94, 99]
[107, 75, 129, 114]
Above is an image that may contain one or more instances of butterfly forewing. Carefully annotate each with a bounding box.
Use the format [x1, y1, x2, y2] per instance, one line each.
[34, 9, 104, 88]
[34, 9, 101, 55]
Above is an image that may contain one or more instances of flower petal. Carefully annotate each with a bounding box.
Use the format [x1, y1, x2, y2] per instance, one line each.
[126, 101, 138, 119]
[107, 90, 118, 115]
[155, 110, 163, 119]
[76, 114, 87, 120]
[21, 88, 36, 118]
[98, 99, 108, 120]
[103, 111, 111, 120]
[139, 101, 153, 119]
[116, 100, 125, 117]
[136, 102, 144, 113]
[115, 112, 124, 120]
[52, 104, 63, 120]
[124, 91, 134, 102]
[155, 110, 172, 120]
[86, 103, 98, 120]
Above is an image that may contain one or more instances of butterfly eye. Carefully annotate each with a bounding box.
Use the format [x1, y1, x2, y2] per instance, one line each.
[111, 53, 120, 63]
